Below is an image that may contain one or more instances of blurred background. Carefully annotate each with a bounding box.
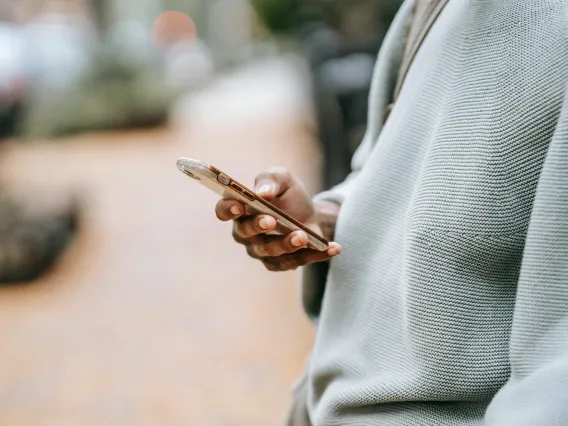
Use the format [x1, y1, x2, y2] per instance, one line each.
[0, 0, 401, 424]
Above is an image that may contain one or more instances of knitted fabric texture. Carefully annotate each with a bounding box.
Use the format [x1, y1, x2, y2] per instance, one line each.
[299, 1, 568, 425]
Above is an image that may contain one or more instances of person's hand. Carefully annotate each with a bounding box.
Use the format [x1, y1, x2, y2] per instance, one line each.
[215, 168, 342, 271]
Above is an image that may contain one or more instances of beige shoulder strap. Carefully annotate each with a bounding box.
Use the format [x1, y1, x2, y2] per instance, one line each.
[393, 0, 450, 102]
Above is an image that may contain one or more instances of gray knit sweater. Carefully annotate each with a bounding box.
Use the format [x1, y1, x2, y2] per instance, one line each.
[299, 1, 568, 425]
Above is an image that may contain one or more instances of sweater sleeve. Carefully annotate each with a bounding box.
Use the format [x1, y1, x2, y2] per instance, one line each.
[485, 87, 568, 425]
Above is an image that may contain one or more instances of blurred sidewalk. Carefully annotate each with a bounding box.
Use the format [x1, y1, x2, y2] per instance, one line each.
[0, 58, 320, 426]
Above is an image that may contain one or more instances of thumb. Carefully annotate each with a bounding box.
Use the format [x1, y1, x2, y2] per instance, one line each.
[254, 168, 292, 201]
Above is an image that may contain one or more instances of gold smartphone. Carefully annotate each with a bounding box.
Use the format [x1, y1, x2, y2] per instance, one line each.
[176, 158, 329, 251]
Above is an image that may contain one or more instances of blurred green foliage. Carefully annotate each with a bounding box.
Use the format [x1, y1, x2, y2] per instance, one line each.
[20, 55, 176, 139]
[250, 0, 303, 33]
[251, 0, 402, 35]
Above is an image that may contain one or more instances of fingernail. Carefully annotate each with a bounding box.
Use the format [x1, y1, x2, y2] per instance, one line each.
[291, 231, 307, 247]
[328, 244, 342, 256]
[258, 216, 270, 230]
[257, 184, 273, 195]
[230, 205, 241, 215]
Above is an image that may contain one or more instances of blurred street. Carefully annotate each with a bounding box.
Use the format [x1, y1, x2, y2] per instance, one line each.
[0, 59, 318, 426]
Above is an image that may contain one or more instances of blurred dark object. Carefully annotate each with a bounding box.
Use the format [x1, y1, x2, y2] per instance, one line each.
[0, 192, 80, 284]
[0, 101, 24, 140]
[0, 55, 26, 140]
[0, 6, 27, 140]
[302, 25, 377, 188]
[253, 0, 403, 189]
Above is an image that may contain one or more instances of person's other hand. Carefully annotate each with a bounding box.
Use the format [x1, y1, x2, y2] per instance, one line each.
[215, 167, 342, 271]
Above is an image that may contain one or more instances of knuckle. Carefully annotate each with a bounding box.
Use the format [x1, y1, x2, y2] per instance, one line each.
[240, 221, 254, 238]
[215, 200, 231, 220]
[232, 226, 242, 242]
[287, 258, 300, 270]
[281, 264, 296, 272]
[262, 259, 278, 271]
[215, 207, 225, 220]
[264, 262, 277, 272]
[253, 244, 266, 257]
[284, 254, 304, 270]
[263, 242, 281, 257]
[246, 244, 259, 259]
[273, 247, 286, 257]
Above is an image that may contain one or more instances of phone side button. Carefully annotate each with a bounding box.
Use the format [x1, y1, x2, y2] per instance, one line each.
[242, 190, 255, 201]
[217, 174, 230, 185]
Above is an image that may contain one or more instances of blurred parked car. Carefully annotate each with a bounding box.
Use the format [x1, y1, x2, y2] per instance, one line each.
[21, 12, 95, 91]
[0, 8, 97, 139]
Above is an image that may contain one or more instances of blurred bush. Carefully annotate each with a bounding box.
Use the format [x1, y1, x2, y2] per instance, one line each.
[20, 53, 176, 139]
[0, 191, 79, 285]
[250, 0, 302, 33]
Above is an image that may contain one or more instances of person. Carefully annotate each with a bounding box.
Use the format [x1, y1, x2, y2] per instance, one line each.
[215, 1, 568, 425]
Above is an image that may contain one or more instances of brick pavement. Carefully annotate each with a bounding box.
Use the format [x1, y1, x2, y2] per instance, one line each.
[0, 59, 320, 426]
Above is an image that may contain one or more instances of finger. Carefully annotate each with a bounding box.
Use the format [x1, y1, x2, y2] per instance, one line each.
[263, 242, 342, 271]
[262, 253, 307, 272]
[263, 261, 279, 272]
[234, 214, 277, 239]
[254, 167, 292, 200]
[215, 199, 245, 221]
[246, 243, 261, 259]
[232, 226, 249, 245]
[251, 231, 308, 258]
[233, 225, 266, 245]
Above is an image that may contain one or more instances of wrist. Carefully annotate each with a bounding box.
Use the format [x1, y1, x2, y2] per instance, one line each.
[313, 200, 341, 241]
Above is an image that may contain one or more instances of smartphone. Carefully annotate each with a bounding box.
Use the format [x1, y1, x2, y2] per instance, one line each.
[176, 158, 329, 251]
